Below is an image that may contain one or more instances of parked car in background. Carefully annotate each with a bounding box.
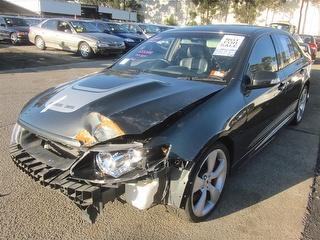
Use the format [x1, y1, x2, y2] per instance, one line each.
[300, 34, 317, 60]
[293, 33, 312, 59]
[157, 24, 176, 32]
[28, 18, 125, 58]
[0, 15, 29, 45]
[11, 25, 311, 223]
[269, 22, 296, 34]
[137, 23, 161, 38]
[314, 35, 320, 51]
[120, 22, 148, 38]
[23, 17, 44, 26]
[92, 20, 145, 50]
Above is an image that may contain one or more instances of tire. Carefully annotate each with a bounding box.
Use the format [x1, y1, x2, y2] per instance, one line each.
[79, 42, 93, 59]
[10, 33, 18, 45]
[170, 142, 230, 222]
[291, 86, 309, 125]
[35, 36, 46, 50]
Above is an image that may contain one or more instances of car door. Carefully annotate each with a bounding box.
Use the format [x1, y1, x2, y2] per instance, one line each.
[39, 19, 59, 48]
[273, 33, 308, 117]
[241, 34, 286, 153]
[56, 21, 79, 52]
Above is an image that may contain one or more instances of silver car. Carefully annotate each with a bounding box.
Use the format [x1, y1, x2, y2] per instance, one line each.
[29, 18, 125, 58]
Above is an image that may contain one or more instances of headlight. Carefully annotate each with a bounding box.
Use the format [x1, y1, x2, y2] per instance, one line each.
[95, 148, 144, 178]
[124, 38, 135, 43]
[97, 40, 109, 47]
[17, 32, 26, 36]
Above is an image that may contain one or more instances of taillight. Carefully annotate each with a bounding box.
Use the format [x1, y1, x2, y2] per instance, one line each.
[309, 43, 317, 49]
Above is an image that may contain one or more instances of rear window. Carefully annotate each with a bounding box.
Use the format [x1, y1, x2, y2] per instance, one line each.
[42, 20, 57, 30]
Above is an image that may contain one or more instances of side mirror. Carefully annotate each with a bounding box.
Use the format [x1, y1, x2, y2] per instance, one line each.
[246, 71, 280, 89]
[137, 30, 143, 34]
[104, 29, 111, 34]
[64, 29, 72, 34]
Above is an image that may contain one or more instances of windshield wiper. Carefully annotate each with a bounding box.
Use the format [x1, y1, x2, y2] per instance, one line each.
[179, 76, 226, 83]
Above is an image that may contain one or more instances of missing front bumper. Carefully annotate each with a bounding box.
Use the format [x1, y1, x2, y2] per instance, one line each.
[9, 144, 122, 223]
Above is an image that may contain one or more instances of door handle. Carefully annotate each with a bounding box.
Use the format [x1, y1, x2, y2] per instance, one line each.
[278, 82, 287, 91]
[299, 69, 305, 75]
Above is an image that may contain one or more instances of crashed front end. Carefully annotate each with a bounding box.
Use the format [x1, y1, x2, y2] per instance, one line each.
[10, 120, 170, 223]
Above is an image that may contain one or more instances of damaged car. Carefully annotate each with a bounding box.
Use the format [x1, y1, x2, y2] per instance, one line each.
[10, 25, 311, 223]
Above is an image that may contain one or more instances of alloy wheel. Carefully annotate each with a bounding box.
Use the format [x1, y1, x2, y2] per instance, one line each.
[10, 33, 18, 45]
[80, 43, 91, 58]
[36, 37, 45, 50]
[191, 149, 227, 217]
[296, 88, 308, 122]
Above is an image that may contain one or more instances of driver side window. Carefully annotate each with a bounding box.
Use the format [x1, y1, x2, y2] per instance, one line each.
[248, 35, 278, 75]
[57, 21, 72, 33]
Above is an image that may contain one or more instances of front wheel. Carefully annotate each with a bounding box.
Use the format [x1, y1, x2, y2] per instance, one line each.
[184, 143, 229, 222]
[291, 86, 309, 125]
[79, 42, 93, 59]
[35, 36, 46, 50]
[10, 33, 18, 45]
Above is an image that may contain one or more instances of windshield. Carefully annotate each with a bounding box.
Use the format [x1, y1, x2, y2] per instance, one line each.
[108, 23, 129, 33]
[139, 24, 161, 34]
[122, 24, 142, 33]
[70, 21, 99, 33]
[4, 17, 28, 27]
[112, 32, 245, 81]
[24, 18, 42, 26]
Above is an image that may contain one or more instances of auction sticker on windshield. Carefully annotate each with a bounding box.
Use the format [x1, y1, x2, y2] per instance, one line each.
[213, 35, 245, 57]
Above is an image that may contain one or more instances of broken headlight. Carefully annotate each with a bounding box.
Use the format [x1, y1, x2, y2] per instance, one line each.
[95, 148, 145, 178]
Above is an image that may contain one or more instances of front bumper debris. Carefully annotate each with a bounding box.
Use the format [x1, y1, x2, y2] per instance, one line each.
[9, 143, 120, 223]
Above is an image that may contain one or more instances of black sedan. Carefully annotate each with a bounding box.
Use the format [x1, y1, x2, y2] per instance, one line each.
[10, 25, 311, 223]
[0, 15, 29, 45]
[92, 20, 145, 50]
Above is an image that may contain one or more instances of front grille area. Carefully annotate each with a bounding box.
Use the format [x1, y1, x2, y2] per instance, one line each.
[10, 144, 117, 223]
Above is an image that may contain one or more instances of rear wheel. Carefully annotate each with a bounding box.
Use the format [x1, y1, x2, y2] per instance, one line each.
[35, 36, 46, 50]
[10, 33, 18, 45]
[79, 42, 93, 59]
[291, 86, 309, 125]
[172, 143, 229, 222]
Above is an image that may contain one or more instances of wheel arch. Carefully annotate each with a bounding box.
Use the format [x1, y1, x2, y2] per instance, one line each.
[167, 134, 234, 210]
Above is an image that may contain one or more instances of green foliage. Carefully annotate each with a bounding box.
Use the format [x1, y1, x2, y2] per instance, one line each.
[187, 11, 198, 26]
[164, 14, 178, 26]
[232, 0, 287, 24]
[192, 0, 228, 24]
[232, 0, 259, 24]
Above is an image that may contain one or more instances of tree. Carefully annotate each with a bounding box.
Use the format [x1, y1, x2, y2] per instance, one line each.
[192, 0, 226, 24]
[187, 11, 198, 25]
[164, 14, 178, 26]
[232, 0, 260, 24]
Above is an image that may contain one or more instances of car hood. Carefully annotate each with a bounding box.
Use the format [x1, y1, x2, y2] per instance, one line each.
[115, 32, 145, 41]
[19, 71, 224, 147]
[11, 26, 29, 32]
[79, 32, 123, 43]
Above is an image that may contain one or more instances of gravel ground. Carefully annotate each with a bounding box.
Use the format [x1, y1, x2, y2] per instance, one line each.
[0, 61, 319, 240]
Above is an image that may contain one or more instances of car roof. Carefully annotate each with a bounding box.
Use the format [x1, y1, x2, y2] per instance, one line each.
[166, 24, 286, 37]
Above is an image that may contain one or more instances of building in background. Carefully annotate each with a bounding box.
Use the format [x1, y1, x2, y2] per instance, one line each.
[140, 0, 320, 35]
[1, 0, 137, 21]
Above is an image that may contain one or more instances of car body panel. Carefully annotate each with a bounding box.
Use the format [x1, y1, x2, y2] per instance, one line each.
[19, 71, 225, 143]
